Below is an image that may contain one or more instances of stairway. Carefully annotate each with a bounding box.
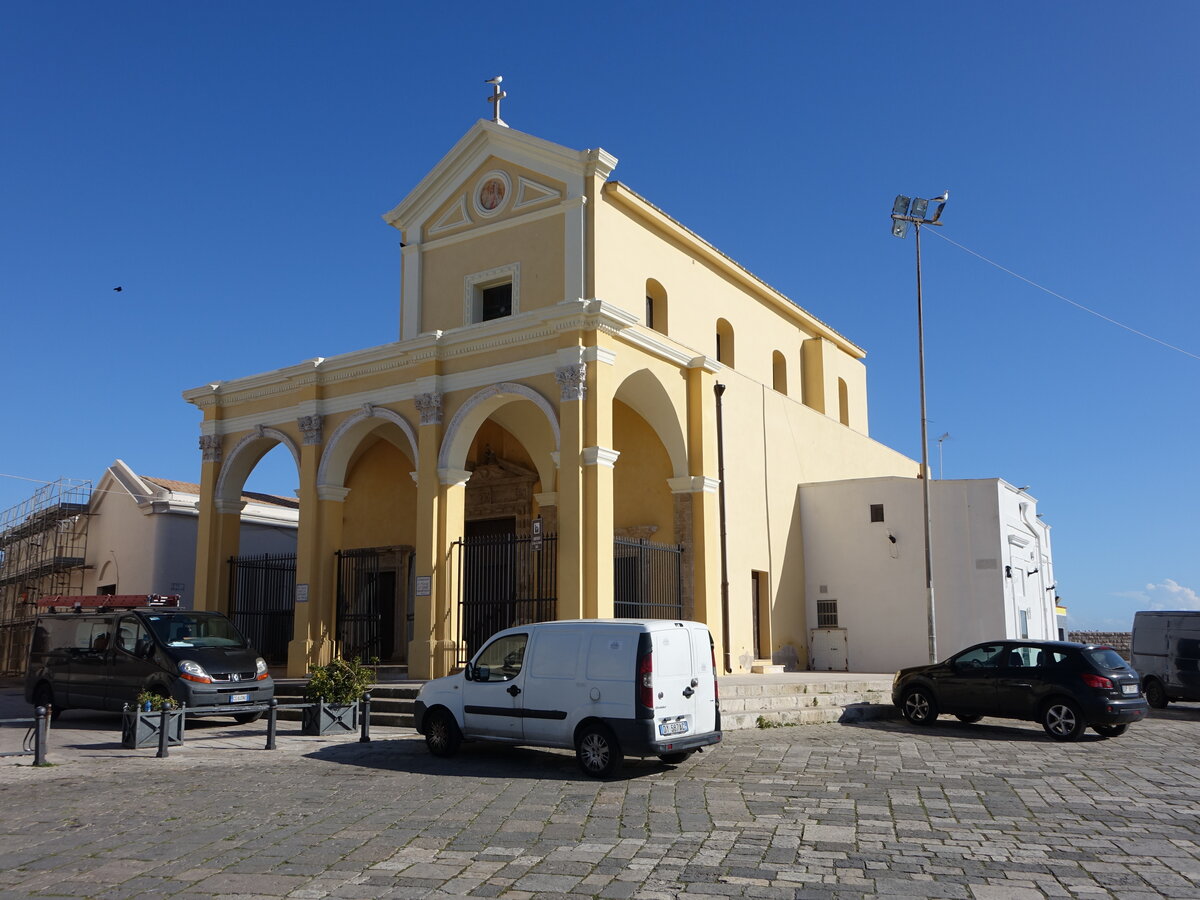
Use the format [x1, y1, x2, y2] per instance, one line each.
[719, 676, 897, 729]
[272, 670, 897, 732]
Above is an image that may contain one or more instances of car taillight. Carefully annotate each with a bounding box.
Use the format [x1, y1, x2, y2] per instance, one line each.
[710, 638, 719, 701]
[1081, 673, 1113, 690]
[638, 650, 654, 709]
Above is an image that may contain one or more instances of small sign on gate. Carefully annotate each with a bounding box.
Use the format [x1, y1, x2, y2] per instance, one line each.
[531, 516, 543, 552]
[295, 583, 309, 604]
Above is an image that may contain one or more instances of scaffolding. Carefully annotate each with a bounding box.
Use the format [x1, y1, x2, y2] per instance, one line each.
[0, 478, 92, 674]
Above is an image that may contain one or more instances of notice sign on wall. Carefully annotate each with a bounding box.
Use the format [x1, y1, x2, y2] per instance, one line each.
[296, 584, 309, 604]
[416, 576, 432, 597]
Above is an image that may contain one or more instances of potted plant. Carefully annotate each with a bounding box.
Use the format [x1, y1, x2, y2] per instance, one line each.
[122, 691, 184, 749]
[302, 657, 376, 735]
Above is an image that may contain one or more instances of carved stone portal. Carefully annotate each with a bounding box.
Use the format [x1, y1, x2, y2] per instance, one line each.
[464, 452, 542, 534]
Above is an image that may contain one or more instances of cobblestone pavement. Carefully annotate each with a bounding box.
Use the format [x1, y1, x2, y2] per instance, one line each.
[1, 694, 1198, 900]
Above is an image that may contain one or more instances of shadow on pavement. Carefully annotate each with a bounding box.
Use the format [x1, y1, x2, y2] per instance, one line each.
[305, 735, 692, 782]
[841, 716, 1115, 743]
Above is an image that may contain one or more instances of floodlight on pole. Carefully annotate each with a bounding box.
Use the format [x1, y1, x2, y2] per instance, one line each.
[890, 191, 949, 664]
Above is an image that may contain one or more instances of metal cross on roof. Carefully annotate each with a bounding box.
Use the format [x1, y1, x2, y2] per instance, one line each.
[485, 76, 507, 127]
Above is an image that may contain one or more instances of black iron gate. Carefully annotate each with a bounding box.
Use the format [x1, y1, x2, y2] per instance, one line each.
[227, 553, 296, 663]
[614, 537, 685, 619]
[455, 533, 557, 662]
[335, 549, 386, 662]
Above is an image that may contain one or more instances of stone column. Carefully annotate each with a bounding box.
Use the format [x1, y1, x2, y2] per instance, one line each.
[409, 391, 444, 680]
[685, 358, 726, 668]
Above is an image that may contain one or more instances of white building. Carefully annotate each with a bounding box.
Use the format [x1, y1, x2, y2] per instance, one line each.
[799, 477, 1056, 673]
[86, 459, 299, 603]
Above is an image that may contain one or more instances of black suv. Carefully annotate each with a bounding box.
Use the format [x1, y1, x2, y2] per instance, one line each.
[892, 640, 1148, 741]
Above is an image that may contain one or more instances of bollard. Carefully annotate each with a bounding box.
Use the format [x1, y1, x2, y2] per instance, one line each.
[34, 706, 47, 766]
[359, 692, 372, 743]
[265, 698, 277, 750]
[156, 705, 170, 758]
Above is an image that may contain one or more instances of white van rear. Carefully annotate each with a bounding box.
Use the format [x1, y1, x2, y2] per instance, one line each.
[414, 619, 721, 777]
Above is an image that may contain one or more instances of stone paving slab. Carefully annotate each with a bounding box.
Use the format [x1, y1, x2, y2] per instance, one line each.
[0, 688, 1198, 898]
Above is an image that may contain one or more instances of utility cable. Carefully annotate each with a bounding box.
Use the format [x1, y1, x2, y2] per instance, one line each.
[928, 229, 1200, 363]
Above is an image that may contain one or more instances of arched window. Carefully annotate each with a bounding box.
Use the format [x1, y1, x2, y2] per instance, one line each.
[838, 378, 850, 426]
[772, 351, 787, 394]
[716, 318, 734, 367]
[645, 279, 668, 334]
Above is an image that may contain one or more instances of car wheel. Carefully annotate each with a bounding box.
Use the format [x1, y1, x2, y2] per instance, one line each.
[657, 750, 694, 765]
[576, 723, 622, 778]
[1092, 724, 1128, 738]
[233, 711, 263, 725]
[33, 683, 62, 721]
[1041, 699, 1086, 742]
[955, 715, 982, 724]
[901, 687, 938, 725]
[424, 709, 461, 758]
[1144, 679, 1168, 709]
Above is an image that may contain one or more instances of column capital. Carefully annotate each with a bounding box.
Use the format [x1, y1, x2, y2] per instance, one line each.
[298, 414, 324, 446]
[556, 364, 588, 402]
[415, 392, 444, 425]
[199, 434, 223, 463]
[213, 498, 247, 515]
[317, 485, 351, 502]
[668, 475, 720, 494]
[438, 467, 473, 486]
[582, 446, 620, 468]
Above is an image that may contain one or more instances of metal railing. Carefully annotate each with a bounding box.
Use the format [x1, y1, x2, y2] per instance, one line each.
[126, 695, 375, 758]
[455, 533, 557, 662]
[614, 537, 686, 619]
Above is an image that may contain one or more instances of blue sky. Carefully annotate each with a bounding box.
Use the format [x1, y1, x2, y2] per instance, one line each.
[3, 3, 1197, 630]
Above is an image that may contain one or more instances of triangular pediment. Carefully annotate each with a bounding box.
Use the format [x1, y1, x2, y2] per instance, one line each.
[382, 119, 616, 240]
[423, 157, 567, 239]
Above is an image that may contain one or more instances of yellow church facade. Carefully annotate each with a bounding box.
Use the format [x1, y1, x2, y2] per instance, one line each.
[184, 119, 917, 679]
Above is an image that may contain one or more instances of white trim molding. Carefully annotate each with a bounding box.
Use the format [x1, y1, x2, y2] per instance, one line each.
[464, 262, 520, 326]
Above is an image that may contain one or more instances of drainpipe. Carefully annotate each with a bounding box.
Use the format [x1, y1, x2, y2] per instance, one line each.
[714, 383, 732, 673]
[1018, 499, 1050, 637]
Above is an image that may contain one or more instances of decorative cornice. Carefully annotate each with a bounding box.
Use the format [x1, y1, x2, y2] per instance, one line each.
[317, 485, 352, 503]
[534, 491, 558, 507]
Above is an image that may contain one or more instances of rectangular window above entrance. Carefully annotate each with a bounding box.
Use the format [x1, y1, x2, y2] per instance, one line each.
[464, 262, 521, 325]
[481, 283, 512, 321]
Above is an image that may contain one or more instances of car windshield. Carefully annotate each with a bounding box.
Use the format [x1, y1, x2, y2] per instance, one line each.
[143, 613, 248, 649]
[1084, 647, 1129, 670]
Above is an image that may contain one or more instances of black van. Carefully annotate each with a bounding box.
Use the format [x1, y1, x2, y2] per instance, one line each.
[25, 602, 274, 722]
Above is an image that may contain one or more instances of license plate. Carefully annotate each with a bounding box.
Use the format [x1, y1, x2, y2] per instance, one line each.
[230, 693, 250, 703]
[659, 721, 688, 736]
[1122, 684, 1138, 696]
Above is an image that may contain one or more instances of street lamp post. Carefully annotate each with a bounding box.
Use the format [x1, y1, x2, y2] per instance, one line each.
[891, 192, 948, 664]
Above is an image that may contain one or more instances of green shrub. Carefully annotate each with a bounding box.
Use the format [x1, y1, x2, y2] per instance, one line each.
[135, 690, 178, 711]
[305, 657, 377, 706]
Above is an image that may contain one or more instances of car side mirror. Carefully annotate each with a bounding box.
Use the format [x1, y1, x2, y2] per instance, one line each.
[472, 665, 490, 682]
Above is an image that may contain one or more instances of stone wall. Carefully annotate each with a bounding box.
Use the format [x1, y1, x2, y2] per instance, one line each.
[1068, 631, 1131, 656]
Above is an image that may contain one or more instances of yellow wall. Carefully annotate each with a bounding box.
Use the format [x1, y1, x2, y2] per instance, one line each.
[341, 438, 417, 550]
[421, 213, 566, 333]
[612, 400, 675, 542]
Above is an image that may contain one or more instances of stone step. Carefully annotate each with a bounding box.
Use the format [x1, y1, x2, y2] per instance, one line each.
[266, 676, 898, 731]
[723, 703, 897, 730]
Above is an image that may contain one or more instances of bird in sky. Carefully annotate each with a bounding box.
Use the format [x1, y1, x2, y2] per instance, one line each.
[112, 286, 123, 292]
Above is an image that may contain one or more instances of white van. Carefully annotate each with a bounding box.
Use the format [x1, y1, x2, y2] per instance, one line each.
[413, 619, 722, 777]
[1131, 610, 1200, 708]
